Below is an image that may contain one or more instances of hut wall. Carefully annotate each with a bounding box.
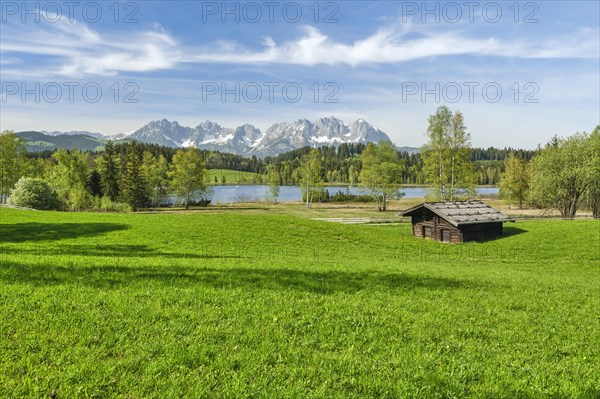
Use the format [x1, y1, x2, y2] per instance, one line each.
[459, 222, 503, 242]
[411, 211, 463, 243]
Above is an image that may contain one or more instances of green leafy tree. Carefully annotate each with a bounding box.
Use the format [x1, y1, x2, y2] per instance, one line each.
[359, 141, 403, 211]
[7, 177, 59, 210]
[422, 106, 474, 201]
[348, 164, 358, 186]
[530, 132, 596, 218]
[120, 141, 150, 211]
[300, 149, 323, 208]
[170, 148, 206, 209]
[500, 153, 530, 209]
[0, 130, 27, 203]
[25, 158, 46, 179]
[46, 149, 90, 209]
[586, 126, 600, 218]
[266, 164, 280, 204]
[98, 140, 120, 201]
[142, 151, 169, 207]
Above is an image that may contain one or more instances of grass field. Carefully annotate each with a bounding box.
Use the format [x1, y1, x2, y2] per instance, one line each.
[207, 169, 262, 184]
[0, 207, 598, 398]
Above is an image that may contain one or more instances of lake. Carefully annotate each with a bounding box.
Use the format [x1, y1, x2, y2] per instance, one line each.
[184, 185, 500, 204]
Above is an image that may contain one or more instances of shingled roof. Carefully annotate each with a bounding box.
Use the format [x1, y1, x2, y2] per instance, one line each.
[401, 201, 514, 227]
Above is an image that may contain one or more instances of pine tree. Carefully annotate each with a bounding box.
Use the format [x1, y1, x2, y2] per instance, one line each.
[87, 169, 103, 198]
[99, 140, 120, 201]
[120, 141, 149, 211]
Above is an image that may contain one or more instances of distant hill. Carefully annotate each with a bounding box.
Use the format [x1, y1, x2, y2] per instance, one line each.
[397, 146, 420, 154]
[16, 131, 107, 152]
[40, 130, 107, 140]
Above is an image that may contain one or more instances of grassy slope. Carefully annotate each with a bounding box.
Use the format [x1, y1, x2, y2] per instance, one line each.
[16, 132, 106, 152]
[207, 169, 262, 184]
[0, 208, 598, 398]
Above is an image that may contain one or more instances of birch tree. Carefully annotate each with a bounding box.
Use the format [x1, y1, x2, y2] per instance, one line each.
[142, 151, 169, 207]
[300, 149, 323, 208]
[500, 152, 530, 209]
[266, 164, 280, 204]
[170, 148, 206, 209]
[423, 106, 474, 201]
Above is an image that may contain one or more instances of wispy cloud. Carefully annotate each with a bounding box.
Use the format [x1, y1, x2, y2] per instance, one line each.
[1, 12, 597, 78]
[0, 12, 178, 77]
[186, 22, 598, 66]
[0, 56, 21, 65]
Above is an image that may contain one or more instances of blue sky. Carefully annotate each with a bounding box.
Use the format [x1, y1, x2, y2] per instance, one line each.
[1, 0, 598, 148]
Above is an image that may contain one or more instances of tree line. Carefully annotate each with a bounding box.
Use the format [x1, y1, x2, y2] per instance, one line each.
[420, 107, 599, 218]
[24, 140, 534, 187]
[500, 130, 600, 218]
[2, 108, 598, 217]
[1, 136, 208, 211]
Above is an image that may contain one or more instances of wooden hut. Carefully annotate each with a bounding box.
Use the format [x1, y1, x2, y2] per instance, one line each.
[401, 201, 514, 243]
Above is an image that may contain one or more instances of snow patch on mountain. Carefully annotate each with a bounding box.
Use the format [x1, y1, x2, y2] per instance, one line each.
[122, 116, 393, 157]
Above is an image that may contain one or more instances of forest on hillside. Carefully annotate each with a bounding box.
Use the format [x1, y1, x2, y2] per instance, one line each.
[23, 141, 535, 186]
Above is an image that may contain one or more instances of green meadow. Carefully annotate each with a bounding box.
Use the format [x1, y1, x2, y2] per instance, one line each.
[207, 169, 262, 184]
[0, 207, 598, 398]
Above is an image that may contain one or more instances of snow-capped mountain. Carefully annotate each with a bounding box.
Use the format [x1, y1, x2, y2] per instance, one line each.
[117, 120, 196, 148]
[122, 116, 392, 157]
[252, 117, 391, 155]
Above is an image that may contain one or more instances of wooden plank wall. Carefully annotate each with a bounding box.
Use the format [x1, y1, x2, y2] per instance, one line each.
[410, 209, 504, 243]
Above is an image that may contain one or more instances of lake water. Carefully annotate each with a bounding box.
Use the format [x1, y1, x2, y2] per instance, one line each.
[188, 185, 499, 204]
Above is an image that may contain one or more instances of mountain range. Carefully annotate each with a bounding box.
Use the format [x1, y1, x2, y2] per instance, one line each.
[16, 116, 419, 157]
[115, 117, 394, 157]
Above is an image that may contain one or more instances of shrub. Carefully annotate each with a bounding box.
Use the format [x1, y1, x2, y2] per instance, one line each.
[330, 189, 373, 203]
[302, 187, 330, 203]
[7, 178, 60, 210]
[187, 198, 211, 207]
[100, 196, 132, 213]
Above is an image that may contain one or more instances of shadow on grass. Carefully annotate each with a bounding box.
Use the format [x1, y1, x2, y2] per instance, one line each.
[502, 226, 527, 238]
[0, 261, 485, 294]
[0, 222, 129, 243]
[468, 226, 528, 243]
[0, 244, 238, 259]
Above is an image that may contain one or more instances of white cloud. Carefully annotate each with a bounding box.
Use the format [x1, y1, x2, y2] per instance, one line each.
[0, 12, 179, 77]
[1, 12, 597, 78]
[0, 56, 21, 65]
[185, 21, 598, 66]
